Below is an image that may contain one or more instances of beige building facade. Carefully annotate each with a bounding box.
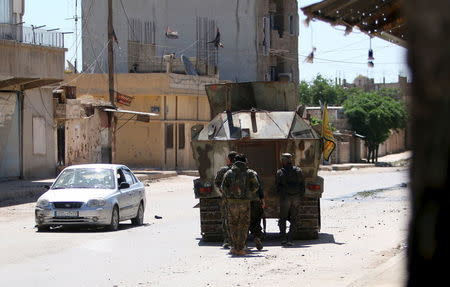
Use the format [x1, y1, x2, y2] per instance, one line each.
[62, 73, 220, 170]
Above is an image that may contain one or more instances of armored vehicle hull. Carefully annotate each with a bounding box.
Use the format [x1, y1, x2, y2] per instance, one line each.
[191, 82, 324, 241]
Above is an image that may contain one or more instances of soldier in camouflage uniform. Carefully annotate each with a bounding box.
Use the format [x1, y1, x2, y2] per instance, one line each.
[214, 151, 237, 249]
[221, 154, 260, 256]
[276, 153, 305, 246]
[247, 161, 265, 251]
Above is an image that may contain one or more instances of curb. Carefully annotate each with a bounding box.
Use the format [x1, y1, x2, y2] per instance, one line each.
[320, 157, 411, 171]
[133, 171, 178, 182]
[319, 163, 375, 171]
[132, 170, 199, 181]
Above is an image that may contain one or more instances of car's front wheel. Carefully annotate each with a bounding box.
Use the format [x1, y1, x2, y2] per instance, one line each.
[131, 202, 144, 226]
[107, 206, 119, 231]
[37, 225, 49, 232]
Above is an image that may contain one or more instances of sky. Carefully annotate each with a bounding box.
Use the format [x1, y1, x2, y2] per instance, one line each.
[23, 0, 410, 84]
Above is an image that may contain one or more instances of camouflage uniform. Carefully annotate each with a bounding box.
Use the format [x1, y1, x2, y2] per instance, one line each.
[214, 165, 232, 244]
[249, 174, 264, 242]
[221, 161, 260, 253]
[276, 162, 305, 242]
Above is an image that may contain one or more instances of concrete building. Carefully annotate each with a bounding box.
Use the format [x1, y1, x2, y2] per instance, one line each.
[0, 0, 65, 180]
[344, 75, 410, 100]
[82, 0, 299, 83]
[61, 73, 220, 170]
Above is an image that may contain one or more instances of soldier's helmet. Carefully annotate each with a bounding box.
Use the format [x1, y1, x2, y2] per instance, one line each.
[228, 151, 238, 163]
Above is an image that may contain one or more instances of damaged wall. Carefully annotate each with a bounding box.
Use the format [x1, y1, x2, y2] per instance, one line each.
[64, 104, 109, 166]
[64, 73, 219, 170]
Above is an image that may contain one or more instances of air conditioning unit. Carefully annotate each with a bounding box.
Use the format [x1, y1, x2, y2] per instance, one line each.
[278, 73, 292, 82]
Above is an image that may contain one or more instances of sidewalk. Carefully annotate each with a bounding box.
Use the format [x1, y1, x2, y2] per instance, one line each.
[0, 179, 53, 206]
[320, 151, 411, 171]
[0, 169, 198, 204]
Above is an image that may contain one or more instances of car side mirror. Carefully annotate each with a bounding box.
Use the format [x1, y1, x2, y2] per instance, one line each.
[119, 182, 130, 189]
[43, 185, 50, 190]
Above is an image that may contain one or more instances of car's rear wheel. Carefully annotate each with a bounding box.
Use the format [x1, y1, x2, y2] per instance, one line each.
[107, 206, 119, 231]
[131, 202, 144, 226]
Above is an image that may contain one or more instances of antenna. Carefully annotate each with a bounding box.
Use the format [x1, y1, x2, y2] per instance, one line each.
[65, 0, 79, 73]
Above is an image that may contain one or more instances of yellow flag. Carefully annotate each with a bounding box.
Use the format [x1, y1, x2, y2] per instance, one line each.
[322, 104, 336, 161]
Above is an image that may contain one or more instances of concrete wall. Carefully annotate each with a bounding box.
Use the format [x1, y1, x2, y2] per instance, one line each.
[377, 129, 406, 157]
[0, 40, 64, 80]
[64, 73, 219, 170]
[22, 88, 56, 179]
[82, 0, 298, 83]
[306, 106, 407, 164]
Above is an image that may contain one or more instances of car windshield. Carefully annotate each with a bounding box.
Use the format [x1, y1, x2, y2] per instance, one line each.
[52, 168, 115, 189]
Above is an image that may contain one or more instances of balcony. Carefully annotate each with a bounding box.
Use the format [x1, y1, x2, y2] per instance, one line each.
[0, 23, 64, 48]
[0, 24, 65, 91]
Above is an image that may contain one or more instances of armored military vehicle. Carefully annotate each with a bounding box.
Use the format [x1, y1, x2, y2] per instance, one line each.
[191, 82, 324, 241]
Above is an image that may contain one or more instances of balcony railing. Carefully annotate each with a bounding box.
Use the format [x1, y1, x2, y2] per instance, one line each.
[0, 23, 64, 48]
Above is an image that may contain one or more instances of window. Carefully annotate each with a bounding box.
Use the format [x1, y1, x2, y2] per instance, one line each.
[263, 17, 271, 56]
[0, 0, 12, 24]
[269, 66, 278, 81]
[33, 117, 46, 155]
[289, 15, 295, 35]
[123, 169, 135, 184]
[165, 124, 174, 149]
[178, 123, 185, 149]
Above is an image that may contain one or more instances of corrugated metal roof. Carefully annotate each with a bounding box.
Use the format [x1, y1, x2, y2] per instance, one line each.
[302, 0, 406, 47]
[197, 110, 320, 140]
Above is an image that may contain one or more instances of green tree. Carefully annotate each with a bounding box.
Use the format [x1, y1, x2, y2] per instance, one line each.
[299, 74, 353, 106]
[343, 91, 407, 163]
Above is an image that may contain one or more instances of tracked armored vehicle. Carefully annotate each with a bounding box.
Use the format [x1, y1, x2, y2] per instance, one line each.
[191, 82, 324, 241]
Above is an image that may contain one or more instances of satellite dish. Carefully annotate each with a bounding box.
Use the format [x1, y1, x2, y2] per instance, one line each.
[181, 55, 198, 76]
[166, 26, 179, 39]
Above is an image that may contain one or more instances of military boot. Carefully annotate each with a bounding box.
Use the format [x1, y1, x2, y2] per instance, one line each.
[285, 232, 294, 246]
[222, 239, 231, 249]
[279, 220, 288, 245]
[254, 237, 263, 251]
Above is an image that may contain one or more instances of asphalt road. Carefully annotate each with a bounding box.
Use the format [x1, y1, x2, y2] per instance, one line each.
[320, 167, 409, 200]
[0, 169, 409, 287]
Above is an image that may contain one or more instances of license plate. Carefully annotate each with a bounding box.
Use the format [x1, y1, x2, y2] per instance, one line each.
[55, 211, 79, 217]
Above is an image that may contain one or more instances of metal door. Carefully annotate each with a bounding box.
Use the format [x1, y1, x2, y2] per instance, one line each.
[237, 141, 279, 218]
[0, 93, 20, 180]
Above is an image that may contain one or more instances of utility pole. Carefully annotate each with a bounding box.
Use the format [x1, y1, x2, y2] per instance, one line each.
[74, 0, 79, 73]
[107, 0, 116, 163]
[108, 0, 115, 107]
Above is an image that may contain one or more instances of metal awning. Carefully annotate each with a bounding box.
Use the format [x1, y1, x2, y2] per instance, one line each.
[302, 0, 407, 47]
[0, 77, 62, 90]
[102, 108, 159, 117]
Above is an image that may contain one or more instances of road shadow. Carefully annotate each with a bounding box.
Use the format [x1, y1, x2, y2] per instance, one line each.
[196, 232, 344, 249]
[254, 232, 344, 248]
[35, 223, 152, 233]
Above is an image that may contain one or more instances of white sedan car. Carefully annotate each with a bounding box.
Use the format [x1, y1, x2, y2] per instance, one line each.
[35, 164, 146, 232]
